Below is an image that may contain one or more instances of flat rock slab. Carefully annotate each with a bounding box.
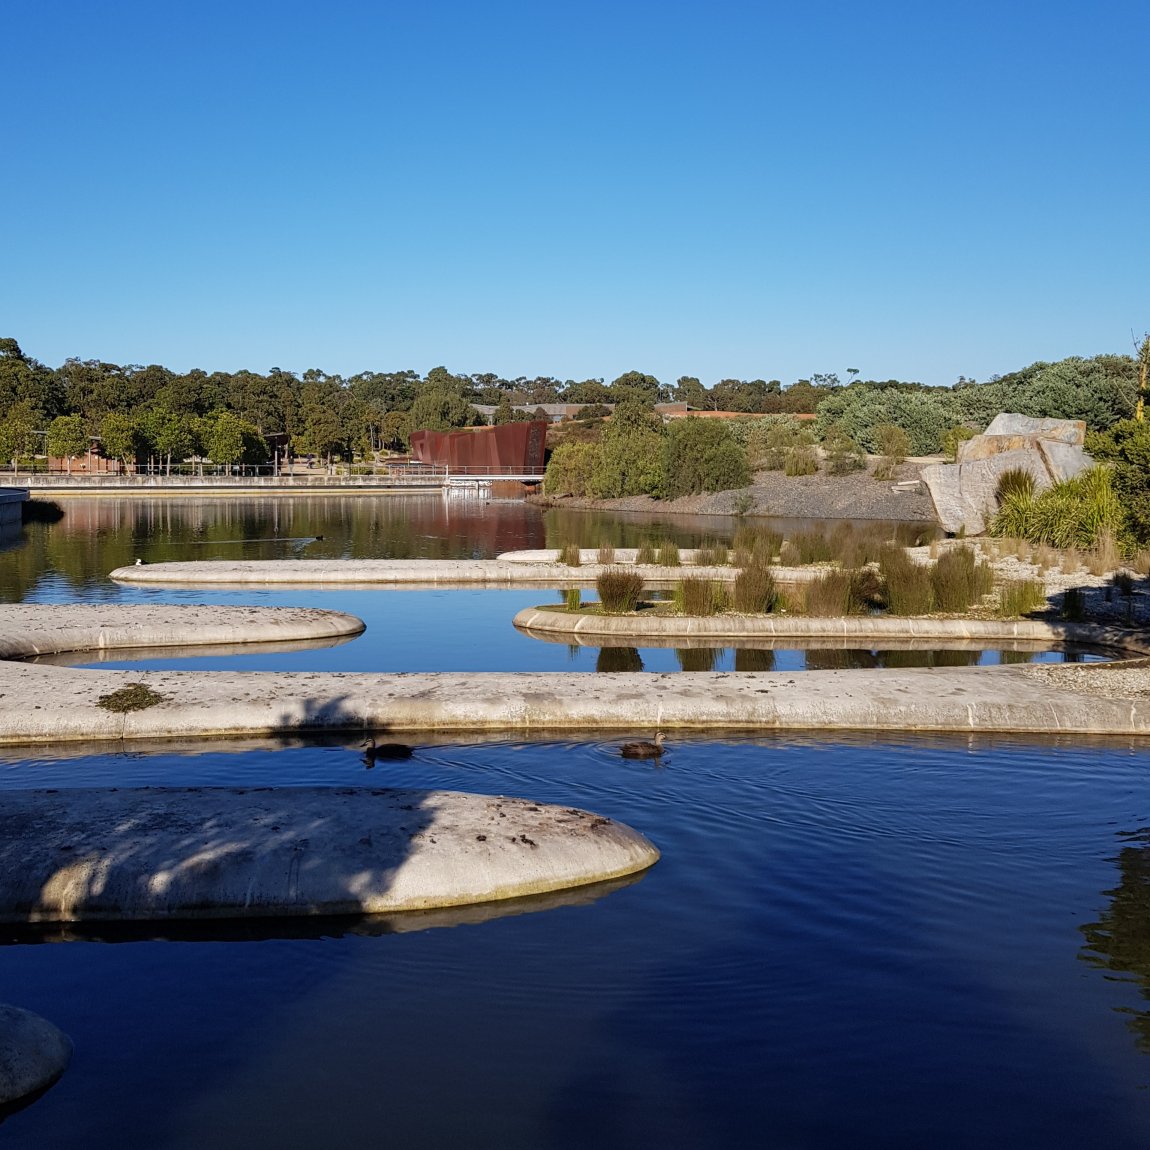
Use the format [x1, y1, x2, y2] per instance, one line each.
[0, 1003, 72, 1106]
[0, 603, 365, 660]
[0, 787, 659, 923]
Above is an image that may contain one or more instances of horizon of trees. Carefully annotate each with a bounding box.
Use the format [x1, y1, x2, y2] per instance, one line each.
[0, 335, 1142, 469]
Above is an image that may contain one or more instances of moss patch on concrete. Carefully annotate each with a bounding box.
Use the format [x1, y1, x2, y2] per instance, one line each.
[97, 683, 168, 713]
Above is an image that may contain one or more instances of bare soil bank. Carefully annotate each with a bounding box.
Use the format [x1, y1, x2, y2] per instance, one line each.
[531, 461, 938, 524]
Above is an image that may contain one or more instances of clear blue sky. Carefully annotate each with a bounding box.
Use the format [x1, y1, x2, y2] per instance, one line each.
[3, 0, 1147, 386]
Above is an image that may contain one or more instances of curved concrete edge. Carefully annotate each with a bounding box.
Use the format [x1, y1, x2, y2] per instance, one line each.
[0, 1003, 73, 1107]
[0, 604, 366, 660]
[0, 787, 659, 923]
[510, 608, 1150, 654]
[108, 558, 825, 587]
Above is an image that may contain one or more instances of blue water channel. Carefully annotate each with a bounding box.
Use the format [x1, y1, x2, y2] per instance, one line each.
[2, 496, 1148, 1147]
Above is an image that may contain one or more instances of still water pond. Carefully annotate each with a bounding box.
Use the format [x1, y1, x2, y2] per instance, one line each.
[2, 496, 1149, 1147]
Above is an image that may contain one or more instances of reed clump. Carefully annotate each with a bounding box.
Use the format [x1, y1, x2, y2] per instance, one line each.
[558, 542, 582, 566]
[563, 587, 581, 612]
[732, 564, 778, 613]
[634, 542, 657, 565]
[997, 579, 1047, 618]
[880, 546, 934, 615]
[596, 542, 615, 565]
[803, 569, 869, 616]
[790, 530, 835, 565]
[1085, 530, 1123, 577]
[657, 540, 681, 567]
[596, 568, 644, 614]
[674, 577, 727, 616]
[930, 545, 994, 612]
[693, 540, 729, 566]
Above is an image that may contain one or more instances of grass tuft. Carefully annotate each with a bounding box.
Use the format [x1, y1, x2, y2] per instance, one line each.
[733, 564, 778, 613]
[656, 540, 681, 567]
[558, 542, 581, 566]
[997, 579, 1047, 618]
[596, 568, 644, 614]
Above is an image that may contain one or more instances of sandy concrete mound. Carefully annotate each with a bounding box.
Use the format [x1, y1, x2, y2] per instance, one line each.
[0, 1003, 73, 1106]
[921, 413, 1092, 535]
[0, 787, 660, 923]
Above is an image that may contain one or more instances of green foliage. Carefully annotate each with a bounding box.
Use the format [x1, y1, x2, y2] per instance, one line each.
[46, 413, 87, 463]
[942, 424, 977, 461]
[744, 417, 817, 471]
[694, 541, 729, 566]
[733, 564, 777, 613]
[0, 399, 44, 469]
[563, 587, 581, 612]
[591, 401, 666, 497]
[673, 577, 726, 616]
[661, 418, 751, 498]
[880, 546, 935, 615]
[1087, 420, 1150, 543]
[656, 541, 681, 566]
[930, 546, 994, 612]
[634, 541, 658, 564]
[816, 384, 963, 454]
[544, 441, 600, 497]
[821, 426, 865, 475]
[409, 387, 479, 432]
[789, 530, 835, 564]
[802, 570, 869, 616]
[100, 411, 143, 466]
[997, 579, 1047, 618]
[596, 568, 645, 614]
[990, 467, 1125, 550]
[872, 422, 912, 479]
[203, 411, 268, 466]
[995, 468, 1036, 502]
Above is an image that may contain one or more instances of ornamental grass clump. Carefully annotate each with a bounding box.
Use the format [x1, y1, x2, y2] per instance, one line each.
[596, 542, 615, 565]
[997, 579, 1047, 618]
[930, 545, 993, 613]
[596, 568, 645, 614]
[880, 545, 934, 615]
[634, 541, 658, 565]
[558, 542, 582, 566]
[563, 587, 581, 612]
[693, 540, 728, 566]
[791, 530, 835, 565]
[673, 577, 726, 616]
[990, 467, 1125, 551]
[784, 446, 820, 476]
[803, 569, 869, 616]
[657, 540, 681, 567]
[732, 564, 778, 613]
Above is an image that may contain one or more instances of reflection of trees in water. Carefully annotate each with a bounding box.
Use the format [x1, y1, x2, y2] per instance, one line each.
[676, 647, 721, 672]
[1080, 828, 1150, 1052]
[734, 647, 775, 672]
[596, 647, 644, 673]
[0, 495, 549, 600]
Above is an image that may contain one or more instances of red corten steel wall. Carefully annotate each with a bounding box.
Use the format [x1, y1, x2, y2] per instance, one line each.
[409, 421, 547, 473]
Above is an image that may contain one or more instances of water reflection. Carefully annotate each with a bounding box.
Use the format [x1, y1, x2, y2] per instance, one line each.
[1080, 828, 1150, 1052]
[597, 647, 644, 672]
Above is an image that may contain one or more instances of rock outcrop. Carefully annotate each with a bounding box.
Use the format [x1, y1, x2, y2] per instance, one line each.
[921, 414, 1092, 535]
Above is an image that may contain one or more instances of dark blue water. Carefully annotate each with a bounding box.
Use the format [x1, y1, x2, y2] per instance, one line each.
[3, 497, 1147, 1146]
[3, 733, 1150, 1148]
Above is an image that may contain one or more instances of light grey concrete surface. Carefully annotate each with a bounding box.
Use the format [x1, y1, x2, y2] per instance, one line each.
[0, 1003, 72, 1106]
[1, 604, 1149, 744]
[0, 603, 365, 660]
[110, 558, 827, 587]
[0, 787, 659, 922]
[511, 607, 1150, 652]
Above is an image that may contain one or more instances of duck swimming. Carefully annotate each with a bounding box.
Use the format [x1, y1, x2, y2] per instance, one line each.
[619, 732, 666, 759]
[361, 739, 414, 766]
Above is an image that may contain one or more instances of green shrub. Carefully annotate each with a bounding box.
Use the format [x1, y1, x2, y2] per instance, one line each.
[822, 426, 866, 475]
[1061, 587, 1087, 621]
[803, 570, 868, 616]
[872, 423, 912, 480]
[558, 542, 582, 566]
[931, 545, 993, 612]
[942, 425, 978, 461]
[657, 540, 681, 567]
[733, 564, 778, 613]
[596, 568, 645, 614]
[591, 401, 666, 497]
[880, 546, 935, 615]
[990, 467, 1125, 551]
[784, 446, 820, 476]
[544, 441, 600, 496]
[661, 418, 751, 498]
[674, 577, 726, 616]
[749, 418, 817, 471]
[998, 579, 1047, 617]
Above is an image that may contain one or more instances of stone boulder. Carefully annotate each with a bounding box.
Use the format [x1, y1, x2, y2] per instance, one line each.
[921, 413, 1092, 535]
[0, 1004, 73, 1106]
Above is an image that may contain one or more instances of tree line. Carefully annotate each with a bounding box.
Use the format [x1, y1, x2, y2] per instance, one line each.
[0, 336, 1142, 472]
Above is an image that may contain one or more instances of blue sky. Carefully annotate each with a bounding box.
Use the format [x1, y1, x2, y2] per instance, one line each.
[3, 1, 1147, 386]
